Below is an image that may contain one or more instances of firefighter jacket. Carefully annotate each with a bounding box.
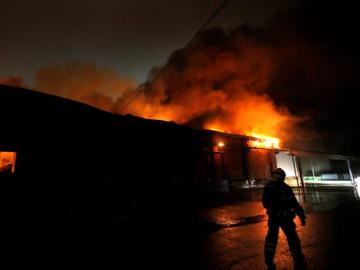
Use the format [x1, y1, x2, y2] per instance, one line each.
[262, 180, 306, 220]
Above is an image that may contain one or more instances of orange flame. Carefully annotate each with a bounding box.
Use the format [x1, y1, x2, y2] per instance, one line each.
[30, 31, 303, 149]
[248, 133, 280, 149]
[124, 91, 290, 149]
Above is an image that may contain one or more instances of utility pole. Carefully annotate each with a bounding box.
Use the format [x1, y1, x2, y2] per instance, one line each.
[347, 160, 355, 185]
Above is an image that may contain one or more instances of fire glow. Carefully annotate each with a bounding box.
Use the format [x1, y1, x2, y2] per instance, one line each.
[27, 29, 303, 150]
[247, 134, 280, 149]
[125, 94, 286, 150]
[218, 142, 225, 148]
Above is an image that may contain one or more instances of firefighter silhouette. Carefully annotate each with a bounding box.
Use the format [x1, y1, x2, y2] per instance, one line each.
[262, 168, 307, 270]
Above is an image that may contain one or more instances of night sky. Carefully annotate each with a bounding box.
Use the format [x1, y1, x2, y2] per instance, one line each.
[1, 0, 360, 155]
[0, 0, 295, 83]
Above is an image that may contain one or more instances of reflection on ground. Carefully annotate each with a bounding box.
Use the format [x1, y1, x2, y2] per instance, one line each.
[197, 184, 359, 270]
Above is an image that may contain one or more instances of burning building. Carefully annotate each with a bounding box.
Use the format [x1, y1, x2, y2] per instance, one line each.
[1, 84, 360, 223]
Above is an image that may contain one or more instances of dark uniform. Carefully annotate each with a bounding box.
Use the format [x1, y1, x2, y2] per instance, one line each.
[262, 168, 306, 270]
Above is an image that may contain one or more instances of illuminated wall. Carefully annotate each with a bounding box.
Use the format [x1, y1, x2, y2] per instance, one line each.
[0, 151, 16, 174]
[275, 151, 296, 177]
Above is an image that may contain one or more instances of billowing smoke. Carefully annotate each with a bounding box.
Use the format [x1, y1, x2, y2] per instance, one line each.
[1, 30, 315, 150]
[115, 27, 312, 149]
[0, 76, 25, 88]
[3, 0, 359, 154]
[35, 61, 136, 111]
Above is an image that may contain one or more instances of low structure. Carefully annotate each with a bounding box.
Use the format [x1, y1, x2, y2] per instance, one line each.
[1, 84, 359, 220]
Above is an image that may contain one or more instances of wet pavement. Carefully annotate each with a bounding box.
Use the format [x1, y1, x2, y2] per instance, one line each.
[5, 183, 360, 269]
[196, 184, 360, 270]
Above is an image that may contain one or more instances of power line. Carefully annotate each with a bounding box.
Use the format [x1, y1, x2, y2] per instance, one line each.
[120, 0, 232, 114]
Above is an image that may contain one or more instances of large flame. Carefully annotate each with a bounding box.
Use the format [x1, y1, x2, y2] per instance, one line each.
[115, 28, 300, 148]
[27, 29, 306, 149]
[124, 90, 288, 149]
[248, 133, 280, 149]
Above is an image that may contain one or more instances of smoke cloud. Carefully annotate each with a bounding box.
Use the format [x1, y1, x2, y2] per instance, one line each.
[115, 27, 312, 149]
[35, 61, 136, 111]
[0, 76, 25, 88]
[3, 0, 359, 154]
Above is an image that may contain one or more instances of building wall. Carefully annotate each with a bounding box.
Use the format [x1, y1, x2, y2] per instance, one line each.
[248, 148, 274, 180]
[207, 134, 248, 181]
[223, 142, 247, 180]
[195, 131, 277, 182]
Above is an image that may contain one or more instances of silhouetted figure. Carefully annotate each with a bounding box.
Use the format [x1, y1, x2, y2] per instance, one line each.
[262, 168, 307, 270]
